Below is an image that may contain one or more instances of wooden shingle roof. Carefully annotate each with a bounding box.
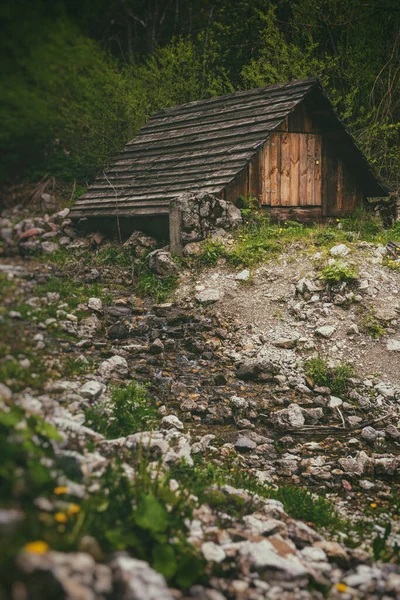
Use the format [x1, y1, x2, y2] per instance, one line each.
[71, 78, 387, 219]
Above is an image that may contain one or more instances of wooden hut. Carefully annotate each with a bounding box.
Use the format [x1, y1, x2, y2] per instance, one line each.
[70, 78, 388, 228]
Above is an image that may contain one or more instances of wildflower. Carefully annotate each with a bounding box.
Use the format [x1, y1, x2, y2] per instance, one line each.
[336, 219, 340, 222]
[54, 512, 68, 523]
[24, 541, 49, 554]
[67, 503, 81, 516]
[54, 486, 68, 495]
[370, 502, 377, 509]
[335, 583, 348, 592]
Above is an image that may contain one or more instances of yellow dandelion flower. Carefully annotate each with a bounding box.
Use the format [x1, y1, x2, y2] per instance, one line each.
[53, 486, 69, 495]
[24, 541, 49, 554]
[335, 583, 348, 592]
[54, 512, 68, 523]
[370, 502, 377, 509]
[67, 503, 81, 516]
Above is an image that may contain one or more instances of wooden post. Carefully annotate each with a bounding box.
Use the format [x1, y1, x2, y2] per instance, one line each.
[169, 198, 183, 256]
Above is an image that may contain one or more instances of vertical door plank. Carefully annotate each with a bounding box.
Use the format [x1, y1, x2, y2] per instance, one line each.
[306, 134, 315, 205]
[269, 134, 280, 206]
[314, 134, 322, 206]
[280, 133, 290, 206]
[289, 133, 300, 206]
[299, 134, 308, 206]
[337, 160, 343, 213]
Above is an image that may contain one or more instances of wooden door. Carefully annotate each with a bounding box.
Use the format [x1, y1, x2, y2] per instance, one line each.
[263, 133, 322, 207]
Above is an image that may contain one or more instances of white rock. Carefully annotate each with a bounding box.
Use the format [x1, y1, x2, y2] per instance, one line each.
[88, 297, 103, 312]
[239, 540, 308, 580]
[0, 383, 12, 400]
[201, 541, 226, 563]
[330, 244, 350, 257]
[98, 356, 129, 379]
[80, 380, 105, 401]
[328, 396, 343, 408]
[161, 415, 184, 431]
[387, 339, 400, 352]
[235, 269, 250, 281]
[111, 556, 173, 600]
[375, 382, 396, 399]
[315, 325, 336, 338]
[195, 289, 223, 304]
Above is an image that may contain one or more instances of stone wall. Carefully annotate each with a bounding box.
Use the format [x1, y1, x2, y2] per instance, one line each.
[169, 192, 242, 254]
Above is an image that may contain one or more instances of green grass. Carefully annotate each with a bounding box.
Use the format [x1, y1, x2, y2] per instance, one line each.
[85, 381, 159, 438]
[304, 356, 355, 396]
[192, 209, 400, 271]
[136, 265, 178, 303]
[169, 459, 340, 529]
[36, 276, 112, 309]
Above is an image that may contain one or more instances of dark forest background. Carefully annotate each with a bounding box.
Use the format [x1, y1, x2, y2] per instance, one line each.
[1, 0, 399, 195]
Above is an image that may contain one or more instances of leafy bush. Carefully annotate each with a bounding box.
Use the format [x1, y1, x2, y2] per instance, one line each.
[1, 16, 144, 182]
[304, 356, 355, 396]
[85, 381, 159, 439]
[77, 461, 205, 587]
[319, 261, 358, 284]
[197, 240, 227, 266]
[361, 309, 386, 339]
[0, 403, 203, 589]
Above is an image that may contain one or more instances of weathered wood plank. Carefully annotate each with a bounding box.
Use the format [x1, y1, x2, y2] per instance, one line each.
[100, 155, 251, 176]
[122, 121, 282, 155]
[72, 206, 171, 218]
[139, 101, 298, 137]
[268, 136, 280, 207]
[148, 80, 314, 122]
[89, 170, 238, 192]
[280, 133, 291, 206]
[306, 134, 315, 206]
[75, 187, 223, 207]
[299, 134, 308, 206]
[80, 178, 229, 201]
[289, 134, 300, 206]
[268, 206, 323, 223]
[314, 134, 322, 206]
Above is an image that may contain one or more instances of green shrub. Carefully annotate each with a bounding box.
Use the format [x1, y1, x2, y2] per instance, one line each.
[85, 381, 159, 439]
[304, 356, 355, 396]
[0, 403, 203, 589]
[197, 240, 227, 266]
[319, 261, 358, 284]
[361, 309, 386, 339]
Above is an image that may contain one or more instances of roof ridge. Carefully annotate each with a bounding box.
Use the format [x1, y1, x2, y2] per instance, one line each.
[151, 78, 320, 118]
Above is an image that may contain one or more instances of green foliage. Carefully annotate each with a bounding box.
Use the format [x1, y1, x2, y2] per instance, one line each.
[340, 210, 384, 241]
[319, 261, 358, 284]
[81, 461, 204, 587]
[241, 6, 335, 89]
[372, 523, 400, 562]
[36, 276, 112, 309]
[0, 402, 204, 588]
[197, 240, 227, 266]
[135, 265, 178, 303]
[85, 381, 159, 438]
[361, 309, 386, 339]
[263, 485, 340, 528]
[304, 356, 355, 396]
[1, 15, 144, 182]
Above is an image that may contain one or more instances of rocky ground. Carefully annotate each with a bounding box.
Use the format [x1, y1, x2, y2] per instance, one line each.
[1, 196, 400, 599]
